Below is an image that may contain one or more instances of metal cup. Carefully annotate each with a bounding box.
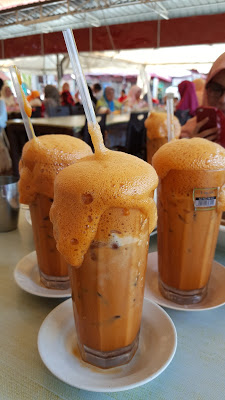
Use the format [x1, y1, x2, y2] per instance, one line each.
[0, 176, 19, 232]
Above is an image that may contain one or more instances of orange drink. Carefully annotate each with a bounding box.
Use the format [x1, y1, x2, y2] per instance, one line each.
[50, 129, 158, 367]
[153, 138, 225, 304]
[145, 112, 180, 164]
[19, 135, 92, 289]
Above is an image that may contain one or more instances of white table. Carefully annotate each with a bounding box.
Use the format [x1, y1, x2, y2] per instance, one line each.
[7, 113, 130, 130]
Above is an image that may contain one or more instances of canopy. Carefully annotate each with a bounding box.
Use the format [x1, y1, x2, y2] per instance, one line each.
[1, 43, 224, 80]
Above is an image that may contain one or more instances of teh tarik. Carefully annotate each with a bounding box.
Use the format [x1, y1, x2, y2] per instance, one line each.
[145, 112, 181, 164]
[50, 134, 158, 367]
[19, 134, 92, 289]
[153, 138, 225, 304]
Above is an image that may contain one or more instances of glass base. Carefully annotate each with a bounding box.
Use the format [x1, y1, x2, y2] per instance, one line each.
[159, 279, 208, 305]
[40, 271, 70, 290]
[78, 333, 139, 369]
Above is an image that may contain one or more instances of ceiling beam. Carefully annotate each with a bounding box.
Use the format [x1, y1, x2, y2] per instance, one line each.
[1, 12, 225, 60]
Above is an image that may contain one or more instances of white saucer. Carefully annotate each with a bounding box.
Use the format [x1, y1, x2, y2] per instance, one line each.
[145, 252, 225, 311]
[38, 298, 177, 392]
[14, 251, 71, 298]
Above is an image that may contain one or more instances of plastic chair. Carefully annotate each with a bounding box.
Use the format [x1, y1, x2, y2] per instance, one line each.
[31, 106, 42, 118]
[174, 109, 191, 126]
[6, 123, 75, 177]
[70, 104, 85, 115]
[125, 111, 148, 160]
[7, 112, 21, 120]
[46, 105, 70, 117]
[104, 121, 127, 150]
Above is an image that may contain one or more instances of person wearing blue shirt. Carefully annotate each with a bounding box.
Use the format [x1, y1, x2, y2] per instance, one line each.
[96, 87, 122, 114]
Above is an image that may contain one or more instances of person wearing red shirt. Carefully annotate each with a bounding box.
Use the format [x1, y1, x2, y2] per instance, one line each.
[60, 82, 75, 106]
[118, 89, 127, 103]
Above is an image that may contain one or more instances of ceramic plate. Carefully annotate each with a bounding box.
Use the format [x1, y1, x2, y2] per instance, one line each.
[145, 252, 225, 311]
[14, 251, 71, 298]
[38, 298, 177, 392]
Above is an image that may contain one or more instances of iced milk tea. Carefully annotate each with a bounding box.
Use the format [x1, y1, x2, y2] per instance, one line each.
[19, 134, 92, 289]
[153, 138, 225, 304]
[50, 146, 158, 367]
[145, 112, 181, 164]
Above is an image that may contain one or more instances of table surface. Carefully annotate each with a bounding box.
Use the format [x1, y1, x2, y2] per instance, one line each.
[6, 113, 130, 129]
[1, 209, 225, 400]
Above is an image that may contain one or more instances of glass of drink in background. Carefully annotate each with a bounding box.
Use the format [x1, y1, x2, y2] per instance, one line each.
[50, 149, 158, 367]
[152, 138, 225, 305]
[145, 112, 181, 164]
[19, 134, 92, 289]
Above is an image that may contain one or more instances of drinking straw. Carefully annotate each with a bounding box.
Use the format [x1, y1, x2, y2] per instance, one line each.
[144, 68, 153, 113]
[140, 66, 152, 113]
[63, 29, 105, 153]
[63, 29, 97, 125]
[166, 93, 175, 142]
[9, 66, 35, 141]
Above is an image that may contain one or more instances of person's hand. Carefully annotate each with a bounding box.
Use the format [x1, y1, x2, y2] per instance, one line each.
[97, 107, 110, 114]
[193, 117, 218, 141]
[180, 131, 190, 139]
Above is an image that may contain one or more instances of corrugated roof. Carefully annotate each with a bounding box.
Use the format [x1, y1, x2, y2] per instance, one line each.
[0, 0, 225, 39]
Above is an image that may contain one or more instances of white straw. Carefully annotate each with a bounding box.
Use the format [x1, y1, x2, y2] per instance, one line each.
[9, 66, 34, 141]
[166, 93, 175, 142]
[63, 29, 97, 125]
[140, 66, 153, 113]
[144, 68, 153, 112]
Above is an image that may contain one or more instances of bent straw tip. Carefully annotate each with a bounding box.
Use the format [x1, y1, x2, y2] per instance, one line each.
[9, 66, 35, 141]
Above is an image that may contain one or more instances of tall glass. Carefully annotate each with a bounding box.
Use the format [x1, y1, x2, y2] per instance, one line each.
[147, 136, 167, 165]
[50, 138, 158, 367]
[145, 112, 180, 165]
[19, 134, 92, 290]
[29, 194, 69, 289]
[157, 169, 225, 304]
[69, 207, 150, 368]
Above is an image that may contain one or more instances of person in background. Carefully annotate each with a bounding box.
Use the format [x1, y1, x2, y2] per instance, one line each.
[193, 78, 205, 107]
[180, 52, 225, 148]
[74, 89, 82, 105]
[125, 85, 148, 111]
[60, 82, 75, 107]
[43, 85, 60, 117]
[1, 84, 19, 113]
[143, 91, 159, 107]
[0, 78, 11, 173]
[118, 89, 127, 103]
[92, 83, 102, 103]
[175, 80, 199, 125]
[163, 94, 179, 109]
[27, 90, 42, 107]
[96, 86, 122, 114]
[88, 85, 98, 108]
[158, 87, 163, 105]
[174, 96, 179, 109]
